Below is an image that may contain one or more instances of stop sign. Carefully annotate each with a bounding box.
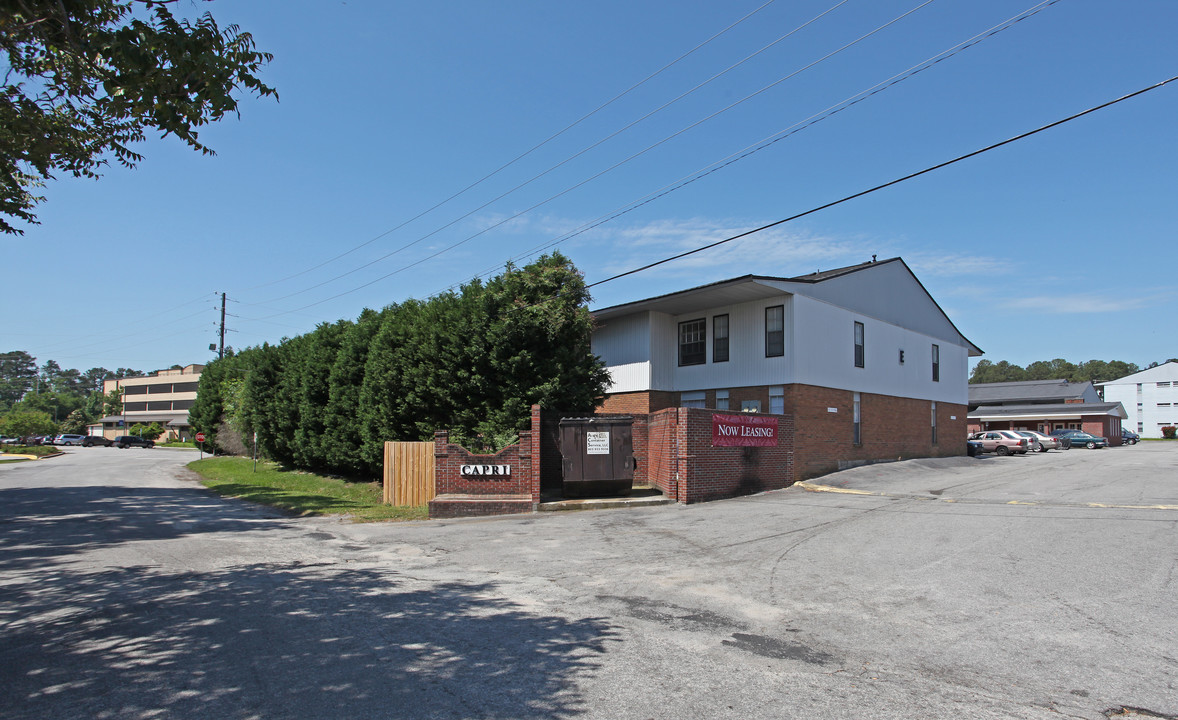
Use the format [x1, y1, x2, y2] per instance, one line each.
[195, 432, 206, 443]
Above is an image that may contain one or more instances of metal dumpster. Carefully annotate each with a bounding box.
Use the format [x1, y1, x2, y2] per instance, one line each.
[558, 417, 635, 498]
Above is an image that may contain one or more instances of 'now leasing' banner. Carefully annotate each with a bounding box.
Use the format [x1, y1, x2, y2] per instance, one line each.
[712, 413, 778, 447]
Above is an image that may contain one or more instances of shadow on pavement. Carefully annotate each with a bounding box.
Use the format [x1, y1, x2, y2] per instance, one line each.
[0, 485, 280, 571]
[0, 562, 619, 719]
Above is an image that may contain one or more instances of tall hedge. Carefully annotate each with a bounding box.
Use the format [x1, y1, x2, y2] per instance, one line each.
[193, 252, 606, 478]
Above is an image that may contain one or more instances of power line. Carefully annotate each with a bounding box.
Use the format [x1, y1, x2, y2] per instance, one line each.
[585, 75, 1178, 290]
[243, 0, 783, 293]
[252, 0, 941, 318]
[457, 0, 1065, 285]
[249, 0, 857, 309]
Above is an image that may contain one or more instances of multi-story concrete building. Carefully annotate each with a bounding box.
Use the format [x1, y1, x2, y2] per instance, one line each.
[1097, 361, 1178, 438]
[97, 364, 203, 441]
[590, 257, 981, 479]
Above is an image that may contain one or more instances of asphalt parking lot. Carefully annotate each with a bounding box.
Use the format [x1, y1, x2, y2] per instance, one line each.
[1, 443, 1175, 719]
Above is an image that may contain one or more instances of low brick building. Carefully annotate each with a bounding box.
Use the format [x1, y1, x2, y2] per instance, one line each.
[590, 257, 980, 481]
[966, 379, 1128, 444]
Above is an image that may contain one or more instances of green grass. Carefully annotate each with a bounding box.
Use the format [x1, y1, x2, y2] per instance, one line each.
[160, 440, 196, 448]
[0, 445, 61, 457]
[187, 457, 429, 522]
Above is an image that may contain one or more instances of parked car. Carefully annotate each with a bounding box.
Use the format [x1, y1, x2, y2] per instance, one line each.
[54, 434, 86, 446]
[967, 438, 987, 457]
[1121, 428, 1140, 445]
[1014, 430, 1062, 453]
[113, 435, 154, 449]
[82, 435, 113, 447]
[0, 435, 21, 445]
[968, 431, 1029, 455]
[1050, 429, 1108, 449]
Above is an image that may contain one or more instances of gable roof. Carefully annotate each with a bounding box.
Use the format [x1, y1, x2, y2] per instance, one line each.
[591, 257, 982, 355]
[968, 379, 1095, 405]
[1096, 360, 1178, 386]
[969, 402, 1127, 421]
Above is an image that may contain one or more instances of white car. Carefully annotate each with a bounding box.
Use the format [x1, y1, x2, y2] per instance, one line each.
[1014, 430, 1062, 452]
[54, 434, 87, 446]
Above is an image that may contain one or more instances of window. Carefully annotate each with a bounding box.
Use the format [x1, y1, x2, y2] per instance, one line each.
[931, 401, 938, 445]
[124, 402, 147, 412]
[124, 385, 148, 395]
[713, 315, 729, 363]
[854, 322, 865, 368]
[715, 390, 729, 411]
[742, 400, 762, 413]
[1158, 382, 1172, 388]
[769, 386, 784, 414]
[853, 392, 862, 445]
[931, 344, 940, 382]
[678, 318, 706, 366]
[147, 401, 172, 411]
[765, 305, 784, 357]
[681, 391, 706, 409]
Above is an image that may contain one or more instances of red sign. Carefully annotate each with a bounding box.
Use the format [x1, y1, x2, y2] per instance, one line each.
[712, 413, 778, 447]
[195, 432, 206, 443]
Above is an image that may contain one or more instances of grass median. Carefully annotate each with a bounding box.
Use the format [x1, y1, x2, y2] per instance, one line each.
[188, 457, 429, 522]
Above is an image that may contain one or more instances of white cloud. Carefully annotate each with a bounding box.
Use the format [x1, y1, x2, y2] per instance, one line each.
[905, 253, 1008, 278]
[1001, 295, 1152, 314]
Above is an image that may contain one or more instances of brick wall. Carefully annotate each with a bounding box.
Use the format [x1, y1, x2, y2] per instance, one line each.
[784, 384, 966, 480]
[428, 428, 539, 518]
[597, 390, 678, 414]
[676, 408, 795, 503]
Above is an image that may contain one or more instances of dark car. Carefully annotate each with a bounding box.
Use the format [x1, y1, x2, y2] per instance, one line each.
[967, 439, 988, 457]
[1050, 429, 1107, 449]
[113, 435, 154, 449]
[1121, 428, 1140, 445]
[82, 435, 113, 447]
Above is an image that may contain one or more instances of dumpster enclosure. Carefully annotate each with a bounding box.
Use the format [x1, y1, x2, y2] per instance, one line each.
[425, 406, 795, 518]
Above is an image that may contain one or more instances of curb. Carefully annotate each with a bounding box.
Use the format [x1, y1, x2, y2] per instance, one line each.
[795, 481, 1178, 511]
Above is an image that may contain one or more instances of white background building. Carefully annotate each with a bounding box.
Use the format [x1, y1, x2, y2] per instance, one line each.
[1098, 361, 1178, 438]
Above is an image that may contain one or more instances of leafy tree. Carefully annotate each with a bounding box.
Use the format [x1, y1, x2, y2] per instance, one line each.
[102, 387, 124, 416]
[130, 421, 164, 441]
[188, 347, 255, 454]
[1, 0, 276, 234]
[12, 390, 84, 423]
[293, 320, 350, 471]
[59, 408, 92, 434]
[969, 360, 1027, 384]
[0, 350, 38, 408]
[321, 308, 387, 476]
[81, 367, 114, 394]
[114, 368, 145, 378]
[0, 409, 56, 439]
[972, 358, 1144, 384]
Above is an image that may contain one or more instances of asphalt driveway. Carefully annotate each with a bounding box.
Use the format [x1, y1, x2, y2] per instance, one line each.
[1, 444, 1175, 719]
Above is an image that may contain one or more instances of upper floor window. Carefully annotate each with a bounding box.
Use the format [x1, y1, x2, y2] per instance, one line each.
[769, 386, 784, 414]
[854, 322, 865, 368]
[681, 390, 706, 409]
[713, 315, 729, 363]
[679, 318, 706, 366]
[931, 344, 940, 382]
[1159, 382, 1172, 388]
[765, 305, 784, 357]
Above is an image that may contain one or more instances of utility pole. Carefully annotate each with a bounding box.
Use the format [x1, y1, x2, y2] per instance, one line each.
[219, 292, 226, 360]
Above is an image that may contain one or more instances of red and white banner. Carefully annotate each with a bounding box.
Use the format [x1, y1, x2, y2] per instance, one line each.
[712, 413, 778, 447]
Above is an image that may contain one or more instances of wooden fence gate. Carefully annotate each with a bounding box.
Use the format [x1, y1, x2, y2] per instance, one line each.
[383, 441, 435, 506]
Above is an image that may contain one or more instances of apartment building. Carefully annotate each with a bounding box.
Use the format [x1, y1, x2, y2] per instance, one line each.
[97, 364, 204, 441]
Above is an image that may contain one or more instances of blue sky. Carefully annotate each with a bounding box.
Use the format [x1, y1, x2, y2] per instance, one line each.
[3, 0, 1175, 375]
